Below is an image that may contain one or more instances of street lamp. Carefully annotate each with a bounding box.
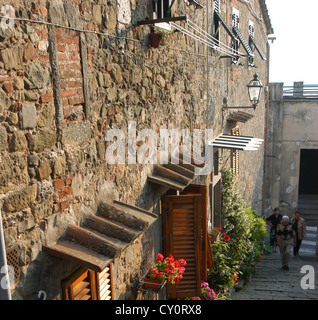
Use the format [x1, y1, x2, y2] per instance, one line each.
[223, 73, 263, 110]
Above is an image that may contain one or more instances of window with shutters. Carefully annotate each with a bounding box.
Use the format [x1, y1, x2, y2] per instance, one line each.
[231, 8, 240, 64]
[248, 20, 255, 66]
[231, 127, 240, 177]
[212, 0, 220, 46]
[152, 0, 171, 20]
[62, 265, 113, 300]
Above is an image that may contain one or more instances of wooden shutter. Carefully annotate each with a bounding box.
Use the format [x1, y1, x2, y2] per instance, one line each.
[231, 127, 240, 176]
[163, 194, 202, 299]
[62, 267, 97, 300]
[181, 185, 208, 280]
[97, 264, 113, 300]
[62, 265, 113, 300]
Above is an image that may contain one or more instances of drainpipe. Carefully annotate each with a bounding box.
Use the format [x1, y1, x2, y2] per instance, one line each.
[0, 208, 12, 300]
[262, 40, 271, 217]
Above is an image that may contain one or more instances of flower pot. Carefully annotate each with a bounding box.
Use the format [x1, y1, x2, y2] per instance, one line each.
[209, 234, 220, 244]
[150, 33, 162, 48]
[142, 273, 164, 290]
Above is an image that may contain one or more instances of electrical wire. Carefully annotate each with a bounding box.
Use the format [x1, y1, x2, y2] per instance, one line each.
[170, 20, 246, 59]
[0, 13, 144, 44]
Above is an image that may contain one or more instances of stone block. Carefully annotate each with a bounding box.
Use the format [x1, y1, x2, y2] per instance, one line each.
[18, 215, 35, 233]
[111, 64, 123, 84]
[4, 184, 38, 212]
[6, 112, 19, 125]
[0, 88, 10, 112]
[0, 46, 23, 70]
[131, 67, 143, 85]
[0, 153, 29, 193]
[20, 103, 37, 129]
[28, 129, 57, 153]
[38, 160, 52, 180]
[104, 7, 117, 30]
[28, 154, 40, 167]
[92, 5, 102, 25]
[31, 196, 54, 223]
[9, 130, 28, 152]
[25, 64, 50, 89]
[53, 155, 66, 179]
[23, 41, 37, 62]
[0, 126, 8, 151]
[61, 121, 92, 145]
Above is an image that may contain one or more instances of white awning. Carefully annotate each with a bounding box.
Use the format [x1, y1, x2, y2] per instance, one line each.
[209, 134, 263, 151]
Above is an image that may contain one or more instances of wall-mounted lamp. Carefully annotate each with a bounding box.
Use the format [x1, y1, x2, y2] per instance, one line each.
[223, 74, 263, 110]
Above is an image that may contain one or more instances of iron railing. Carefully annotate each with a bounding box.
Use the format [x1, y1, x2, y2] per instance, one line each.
[283, 83, 318, 99]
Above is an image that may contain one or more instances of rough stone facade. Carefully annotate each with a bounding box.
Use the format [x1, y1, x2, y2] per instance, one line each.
[0, 0, 271, 299]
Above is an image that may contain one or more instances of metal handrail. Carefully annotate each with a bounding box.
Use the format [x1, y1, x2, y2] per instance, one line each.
[283, 84, 318, 98]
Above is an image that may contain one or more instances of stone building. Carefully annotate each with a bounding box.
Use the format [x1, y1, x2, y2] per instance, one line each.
[0, 0, 272, 299]
[265, 82, 318, 226]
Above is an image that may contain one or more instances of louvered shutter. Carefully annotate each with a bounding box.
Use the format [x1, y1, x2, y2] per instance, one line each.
[163, 194, 202, 299]
[62, 266, 113, 300]
[231, 127, 240, 176]
[181, 185, 208, 280]
[97, 264, 113, 300]
[62, 267, 97, 300]
[214, 0, 220, 13]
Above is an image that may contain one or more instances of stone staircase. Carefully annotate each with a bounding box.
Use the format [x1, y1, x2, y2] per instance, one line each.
[298, 195, 318, 255]
[297, 194, 318, 226]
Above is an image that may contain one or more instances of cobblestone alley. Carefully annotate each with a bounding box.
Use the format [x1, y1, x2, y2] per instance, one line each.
[231, 232, 318, 300]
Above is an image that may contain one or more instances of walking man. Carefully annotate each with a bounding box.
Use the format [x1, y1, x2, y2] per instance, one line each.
[292, 211, 306, 257]
[276, 216, 296, 270]
[266, 208, 282, 252]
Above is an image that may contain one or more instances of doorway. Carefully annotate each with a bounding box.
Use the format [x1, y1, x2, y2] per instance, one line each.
[298, 149, 318, 195]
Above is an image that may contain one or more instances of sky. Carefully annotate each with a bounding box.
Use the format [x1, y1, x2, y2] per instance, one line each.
[266, 0, 318, 86]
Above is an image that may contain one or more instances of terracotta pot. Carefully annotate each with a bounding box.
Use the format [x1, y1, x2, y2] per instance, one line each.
[143, 272, 164, 290]
[150, 33, 162, 48]
[209, 234, 220, 244]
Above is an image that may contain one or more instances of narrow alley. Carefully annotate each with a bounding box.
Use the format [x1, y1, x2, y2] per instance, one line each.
[231, 227, 318, 300]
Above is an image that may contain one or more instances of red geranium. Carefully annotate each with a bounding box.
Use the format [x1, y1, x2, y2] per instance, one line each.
[223, 234, 230, 242]
[148, 253, 187, 284]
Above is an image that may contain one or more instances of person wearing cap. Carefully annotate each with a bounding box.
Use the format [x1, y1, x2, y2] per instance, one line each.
[276, 216, 296, 270]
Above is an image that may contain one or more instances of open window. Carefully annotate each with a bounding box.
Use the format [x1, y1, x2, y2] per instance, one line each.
[248, 21, 267, 61]
[152, 0, 172, 31]
[231, 8, 240, 64]
[248, 20, 255, 66]
[212, 0, 220, 46]
[152, 0, 171, 19]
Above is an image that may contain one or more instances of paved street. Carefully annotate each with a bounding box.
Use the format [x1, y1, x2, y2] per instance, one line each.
[231, 231, 318, 300]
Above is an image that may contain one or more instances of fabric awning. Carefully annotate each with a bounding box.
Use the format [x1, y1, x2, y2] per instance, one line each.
[210, 134, 263, 151]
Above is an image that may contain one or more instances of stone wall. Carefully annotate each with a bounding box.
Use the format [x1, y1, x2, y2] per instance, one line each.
[0, 0, 270, 299]
[266, 83, 318, 217]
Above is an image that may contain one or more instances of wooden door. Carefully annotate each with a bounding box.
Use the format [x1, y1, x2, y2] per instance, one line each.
[163, 194, 202, 299]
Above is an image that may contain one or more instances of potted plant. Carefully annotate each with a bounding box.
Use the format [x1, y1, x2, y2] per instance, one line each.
[209, 225, 230, 244]
[150, 32, 162, 48]
[143, 253, 186, 289]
